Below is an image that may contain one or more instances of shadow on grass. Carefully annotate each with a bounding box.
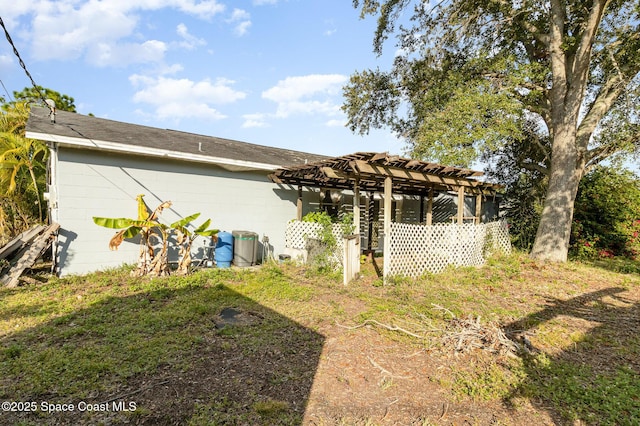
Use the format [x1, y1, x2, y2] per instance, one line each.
[0, 277, 324, 425]
[504, 287, 640, 424]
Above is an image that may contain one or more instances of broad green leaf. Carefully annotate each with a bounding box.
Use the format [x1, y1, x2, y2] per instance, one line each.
[93, 217, 157, 229]
[170, 213, 201, 229]
[122, 226, 142, 239]
[196, 228, 219, 237]
[194, 218, 211, 233]
[93, 217, 136, 229]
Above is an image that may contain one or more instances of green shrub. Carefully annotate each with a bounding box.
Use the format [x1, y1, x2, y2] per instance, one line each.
[302, 211, 355, 273]
[571, 167, 640, 260]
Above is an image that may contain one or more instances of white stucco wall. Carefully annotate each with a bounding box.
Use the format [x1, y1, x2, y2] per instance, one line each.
[53, 148, 307, 276]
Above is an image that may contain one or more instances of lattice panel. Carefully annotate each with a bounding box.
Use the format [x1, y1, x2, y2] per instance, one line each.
[387, 221, 511, 277]
[284, 220, 346, 266]
[285, 221, 321, 250]
[484, 221, 512, 256]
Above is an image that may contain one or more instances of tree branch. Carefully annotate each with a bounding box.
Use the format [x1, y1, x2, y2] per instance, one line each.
[566, 0, 609, 117]
[576, 74, 627, 150]
[521, 161, 549, 176]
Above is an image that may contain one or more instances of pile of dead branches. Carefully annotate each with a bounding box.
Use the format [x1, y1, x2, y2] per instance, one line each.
[337, 304, 525, 358]
[433, 305, 520, 357]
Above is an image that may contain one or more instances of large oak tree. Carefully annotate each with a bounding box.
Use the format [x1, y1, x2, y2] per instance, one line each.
[344, 0, 640, 261]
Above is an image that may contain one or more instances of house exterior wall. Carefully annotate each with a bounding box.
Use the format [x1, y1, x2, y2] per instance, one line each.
[53, 148, 304, 276]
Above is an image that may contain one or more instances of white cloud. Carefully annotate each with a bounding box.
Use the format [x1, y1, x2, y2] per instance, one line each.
[242, 113, 270, 128]
[263, 74, 347, 102]
[176, 23, 206, 50]
[227, 9, 251, 37]
[170, 0, 226, 18]
[159, 63, 185, 75]
[9, 0, 225, 66]
[262, 74, 347, 118]
[324, 19, 337, 36]
[31, 3, 138, 62]
[326, 119, 346, 127]
[0, 54, 13, 70]
[233, 20, 252, 37]
[130, 74, 246, 120]
[230, 8, 251, 21]
[86, 40, 168, 67]
[272, 100, 341, 118]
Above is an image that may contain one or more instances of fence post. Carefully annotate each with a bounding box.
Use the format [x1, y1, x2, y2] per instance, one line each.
[383, 176, 392, 283]
[343, 235, 360, 285]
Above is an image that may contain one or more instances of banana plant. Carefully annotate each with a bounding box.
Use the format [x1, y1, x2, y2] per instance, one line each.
[93, 195, 173, 276]
[172, 213, 219, 275]
[93, 195, 217, 277]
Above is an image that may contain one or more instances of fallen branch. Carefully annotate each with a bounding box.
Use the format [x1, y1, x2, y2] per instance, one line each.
[431, 303, 457, 319]
[367, 356, 413, 379]
[335, 319, 438, 339]
[439, 403, 449, 421]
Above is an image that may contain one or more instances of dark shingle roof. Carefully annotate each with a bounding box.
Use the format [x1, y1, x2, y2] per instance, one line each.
[26, 107, 328, 168]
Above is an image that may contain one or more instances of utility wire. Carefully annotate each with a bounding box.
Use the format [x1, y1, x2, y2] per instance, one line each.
[0, 15, 54, 114]
[0, 78, 12, 102]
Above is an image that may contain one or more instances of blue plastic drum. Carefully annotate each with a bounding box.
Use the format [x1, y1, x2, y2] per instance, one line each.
[215, 231, 233, 268]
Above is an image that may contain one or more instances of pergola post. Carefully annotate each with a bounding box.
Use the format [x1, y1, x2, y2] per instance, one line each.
[353, 179, 360, 235]
[367, 192, 374, 254]
[475, 194, 482, 224]
[383, 176, 392, 282]
[457, 186, 465, 224]
[426, 187, 433, 225]
[296, 185, 303, 221]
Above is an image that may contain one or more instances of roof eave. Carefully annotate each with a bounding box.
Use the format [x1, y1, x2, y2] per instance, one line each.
[26, 130, 281, 172]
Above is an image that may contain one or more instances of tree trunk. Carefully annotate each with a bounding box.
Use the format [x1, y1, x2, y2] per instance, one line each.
[530, 126, 583, 262]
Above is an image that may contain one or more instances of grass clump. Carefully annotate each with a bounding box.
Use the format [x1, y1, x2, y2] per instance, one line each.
[451, 358, 526, 402]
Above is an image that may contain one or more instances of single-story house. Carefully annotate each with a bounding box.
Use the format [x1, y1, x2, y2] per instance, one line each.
[26, 107, 501, 276]
[26, 107, 329, 275]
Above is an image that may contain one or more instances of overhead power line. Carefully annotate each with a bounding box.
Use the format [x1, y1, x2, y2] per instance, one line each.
[0, 15, 55, 119]
[0, 78, 12, 102]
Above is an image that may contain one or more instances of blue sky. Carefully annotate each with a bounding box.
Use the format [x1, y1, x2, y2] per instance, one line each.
[0, 0, 403, 157]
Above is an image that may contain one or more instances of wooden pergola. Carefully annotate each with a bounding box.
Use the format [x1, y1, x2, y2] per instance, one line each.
[269, 151, 501, 233]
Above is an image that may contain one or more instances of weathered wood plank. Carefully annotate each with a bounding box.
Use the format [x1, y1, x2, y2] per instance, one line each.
[2, 223, 60, 288]
[0, 225, 46, 260]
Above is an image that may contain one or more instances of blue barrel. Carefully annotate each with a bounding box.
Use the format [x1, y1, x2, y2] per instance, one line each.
[215, 232, 233, 268]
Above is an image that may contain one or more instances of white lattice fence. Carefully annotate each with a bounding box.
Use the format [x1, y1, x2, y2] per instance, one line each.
[284, 220, 345, 266]
[387, 221, 511, 277]
[484, 221, 512, 256]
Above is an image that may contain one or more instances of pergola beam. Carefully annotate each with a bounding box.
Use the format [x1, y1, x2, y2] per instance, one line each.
[268, 152, 502, 208]
[353, 160, 481, 188]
